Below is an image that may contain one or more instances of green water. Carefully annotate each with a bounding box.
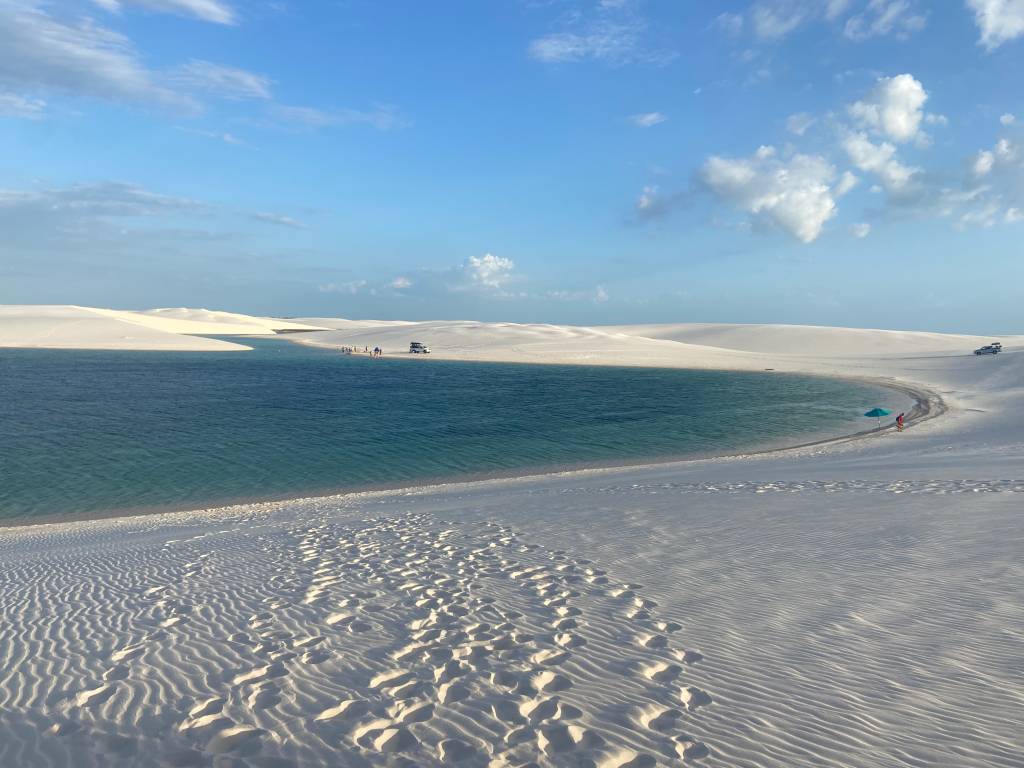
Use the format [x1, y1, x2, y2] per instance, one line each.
[0, 338, 898, 521]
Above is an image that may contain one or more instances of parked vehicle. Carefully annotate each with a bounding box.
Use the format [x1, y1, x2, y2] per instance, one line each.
[989, 342, 1003, 350]
[974, 345, 999, 355]
[409, 342, 431, 354]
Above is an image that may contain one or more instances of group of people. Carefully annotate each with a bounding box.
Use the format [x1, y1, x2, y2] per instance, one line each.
[367, 346, 383, 358]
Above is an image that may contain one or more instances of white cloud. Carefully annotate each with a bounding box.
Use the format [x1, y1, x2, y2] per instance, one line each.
[636, 185, 658, 211]
[272, 104, 405, 131]
[253, 212, 303, 228]
[786, 112, 816, 135]
[0, 91, 45, 118]
[848, 73, 928, 143]
[390, 276, 412, 289]
[1007, 207, 1023, 222]
[750, 2, 809, 40]
[1001, 112, 1017, 125]
[171, 60, 271, 100]
[595, 285, 609, 302]
[527, 1, 671, 65]
[973, 149, 996, 176]
[176, 126, 245, 145]
[996, 137, 1017, 160]
[700, 145, 840, 243]
[0, 1, 188, 108]
[464, 253, 515, 288]
[841, 131, 917, 189]
[843, 0, 926, 41]
[835, 170, 860, 196]
[628, 111, 666, 127]
[711, 12, 744, 36]
[529, 20, 646, 63]
[966, 0, 1024, 50]
[318, 280, 366, 295]
[0, 181, 204, 217]
[749, 0, 923, 41]
[850, 222, 872, 238]
[93, 0, 235, 25]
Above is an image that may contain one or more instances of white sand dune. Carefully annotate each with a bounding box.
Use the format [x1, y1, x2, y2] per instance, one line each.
[1, 310, 1022, 766]
[0, 305, 249, 351]
[0, 305, 328, 351]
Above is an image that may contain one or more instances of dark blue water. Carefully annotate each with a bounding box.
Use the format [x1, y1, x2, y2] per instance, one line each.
[0, 339, 897, 521]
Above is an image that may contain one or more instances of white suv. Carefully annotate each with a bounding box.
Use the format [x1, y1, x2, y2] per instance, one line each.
[409, 342, 431, 354]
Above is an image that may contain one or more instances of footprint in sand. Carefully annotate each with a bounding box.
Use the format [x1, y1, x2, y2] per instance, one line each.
[74, 683, 116, 708]
[679, 686, 713, 711]
[640, 660, 682, 685]
[314, 699, 369, 723]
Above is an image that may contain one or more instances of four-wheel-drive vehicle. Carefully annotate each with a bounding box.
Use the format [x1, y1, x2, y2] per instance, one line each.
[409, 342, 431, 354]
[974, 345, 1000, 355]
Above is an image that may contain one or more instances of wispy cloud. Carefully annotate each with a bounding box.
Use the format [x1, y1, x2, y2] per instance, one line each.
[528, 1, 673, 65]
[628, 111, 666, 127]
[170, 60, 271, 100]
[0, 90, 45, 119]
[252, 211, 304, 228]
[271, 103, 407, 131]
[91, 0, 236, 25]
[0, 1, 191, 108]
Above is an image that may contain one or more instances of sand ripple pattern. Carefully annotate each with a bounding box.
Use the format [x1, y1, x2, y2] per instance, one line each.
[0, 506, 711, 767]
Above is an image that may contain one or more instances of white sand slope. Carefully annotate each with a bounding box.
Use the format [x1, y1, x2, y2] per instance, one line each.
[1, 313, 1022, 766]
[0, 305, 329, 351]
[0, 305, 249, 351]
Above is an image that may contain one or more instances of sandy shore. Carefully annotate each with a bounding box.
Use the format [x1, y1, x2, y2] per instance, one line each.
[1, 309, 1021, 767]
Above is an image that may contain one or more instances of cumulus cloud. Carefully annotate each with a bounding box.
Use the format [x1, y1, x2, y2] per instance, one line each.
[0, 1, 188, 108]
[628, 111, 666, 127]
[170, 60, 271, 100]
[835, 170, 860, 196]
[843, 0, 927, 41]
[390, 276, 412, 289]
[0, 90, 45, 118]
[841, 131, 918, 189]
[966, 0, 1024, 50]
[849, 222, 872, 238]
[973, 149, 996, 176]
[1001, 112, 1017, 125]
[271, 104, 405, 131]
[847, 73, 928, 143]
[92, 0, 235, 25]
[699, 145, 841, 243]
[464, 253, 515, 288]
[635, 185, 658, 211]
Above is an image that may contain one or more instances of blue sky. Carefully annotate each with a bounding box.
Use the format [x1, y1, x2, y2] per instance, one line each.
[1, 0, 1022, 331]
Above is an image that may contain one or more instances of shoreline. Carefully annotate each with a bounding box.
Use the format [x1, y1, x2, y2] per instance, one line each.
[0, 372, 940, 531]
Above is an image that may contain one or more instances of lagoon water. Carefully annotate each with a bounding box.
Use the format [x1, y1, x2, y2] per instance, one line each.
[0, 338, 895, 521]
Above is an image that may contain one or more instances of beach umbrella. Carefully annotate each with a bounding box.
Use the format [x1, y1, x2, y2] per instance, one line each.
[864, 407, 891, 428]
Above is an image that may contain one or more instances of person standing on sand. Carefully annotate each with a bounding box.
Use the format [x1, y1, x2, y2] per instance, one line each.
[896, 412, 905, 432]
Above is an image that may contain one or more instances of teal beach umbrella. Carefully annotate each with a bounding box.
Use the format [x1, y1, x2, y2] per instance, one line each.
[864, 407, 891, 427]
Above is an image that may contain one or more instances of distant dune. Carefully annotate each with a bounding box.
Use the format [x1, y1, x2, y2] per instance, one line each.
[0, 305, 327, 351]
